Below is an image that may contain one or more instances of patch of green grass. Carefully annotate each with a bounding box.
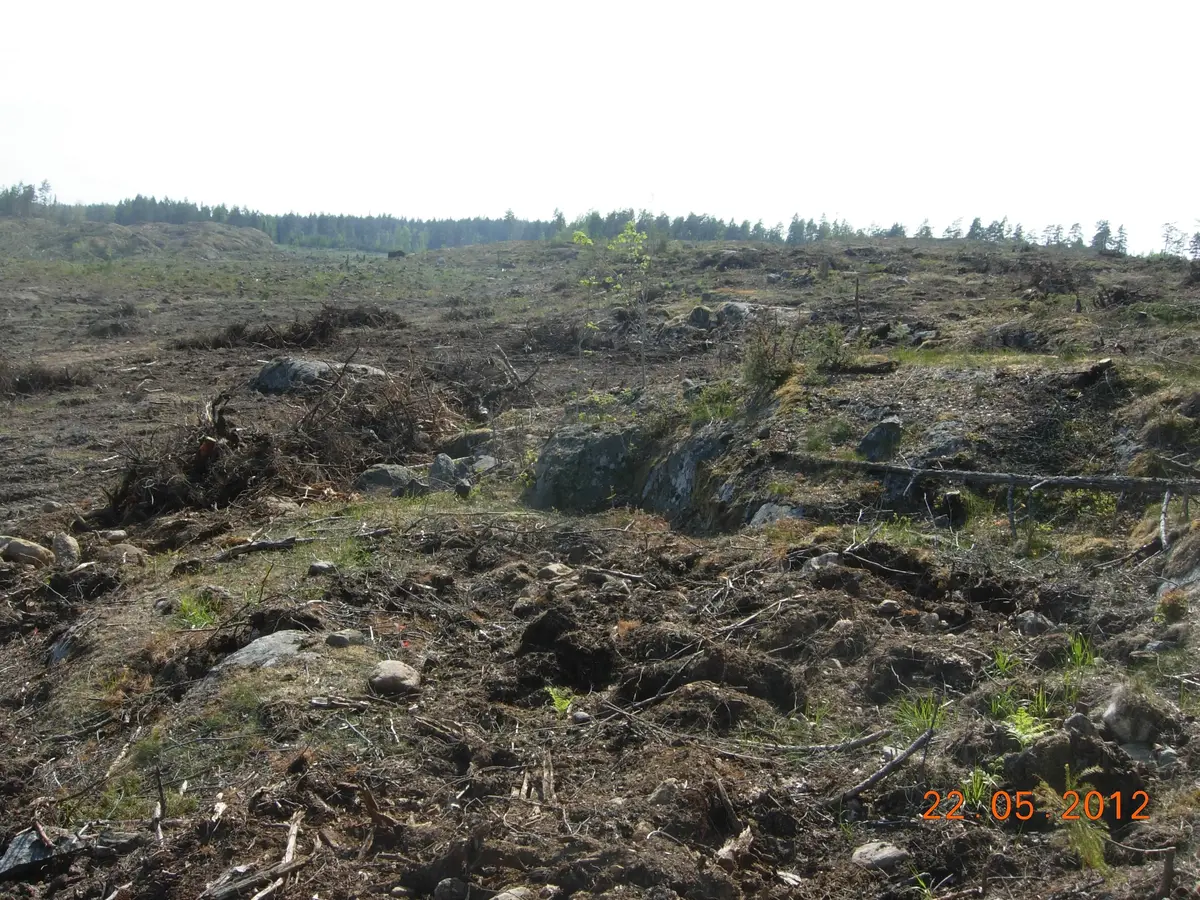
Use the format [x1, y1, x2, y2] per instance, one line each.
[175, 590, 222, 629]
[688, 381, 738, 424]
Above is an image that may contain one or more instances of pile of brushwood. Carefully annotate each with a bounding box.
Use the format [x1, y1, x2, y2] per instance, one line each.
[170, 303, 406, 351]
[94, 372, 461, 525]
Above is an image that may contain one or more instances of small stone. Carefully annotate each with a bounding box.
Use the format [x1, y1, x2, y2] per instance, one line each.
[851, 840, 910, 871]
[1063, 713, 1095, 738]
[433, 878, 469, 900]
[802, 552, 842, 573]
[0, 536, 55, 568]
[42, 500, 63, 512]
[308, 560, 337, 576]
[1156, 747, 1181, 774]
[1143, 640, 1171, 653]
[1015, 610, 1054, 636]
[571, 709, 594, 725]
[471, 455, 498, 474]
[454, 479, 472, 499]
[512, 596, 541, 618]
[369, 659, 421, 696]
[492, 889, 537, 900]
[538, 562, 574, 580]
[98, 530, 128, 543]
[51, 534, 81, 570]
[154, 598, 176, 615]
[95, 543, 148, 567]
[326, 629, 365, 648]
[877, 599, 902, 616]
[648, 779, 681, 806]
[1119, 743, 1155, 765]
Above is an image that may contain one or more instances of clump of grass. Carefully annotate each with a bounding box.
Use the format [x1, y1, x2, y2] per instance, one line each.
[961, 766, 997, 809]
[689, 381, 738, 424]
[992, 648, 1022, 677]
[1157, 589, 1189, 624]
[176, 590, 224, 629]
[1067, 634, 1096, 670]
[895, 693, 948, 740]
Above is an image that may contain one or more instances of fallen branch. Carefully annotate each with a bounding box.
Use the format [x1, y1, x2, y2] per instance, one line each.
[213, 537, 315, 562]
[826, 728, 934, 807]
[199, 857, 309, 900]
[773, 454, 1200, 497]
[741, 728, 892, 755]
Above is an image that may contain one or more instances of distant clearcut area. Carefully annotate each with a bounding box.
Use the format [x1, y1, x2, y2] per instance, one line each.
[2, 215, 1200, 899]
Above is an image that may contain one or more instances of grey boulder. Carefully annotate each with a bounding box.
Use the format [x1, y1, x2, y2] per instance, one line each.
[852, 840, 910, 871]
[857, 417, 903, 462]
[369, 659, 421, 696]
[251, 356, 385, 394]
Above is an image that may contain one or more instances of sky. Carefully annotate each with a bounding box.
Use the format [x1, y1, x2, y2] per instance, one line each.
[1, 0, 1197, 253]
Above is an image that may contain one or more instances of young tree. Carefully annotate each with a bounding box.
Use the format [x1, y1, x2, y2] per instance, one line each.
[786, 214, 805, 245]
[1115, 225, 1129, 256]
[1067, 223, 1084, 247]
[1189, 232, 1200, 260]
[942, 218, 963, 240]
[966, 217, 985, 240]
[1091, 220, 1112, 253]
[916, 219, 933, 239]
[608, 221, 651, 386]
[1163, 222, 1185, 256]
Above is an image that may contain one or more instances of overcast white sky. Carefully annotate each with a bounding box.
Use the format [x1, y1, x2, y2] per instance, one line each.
[1, 0, 1196, 252]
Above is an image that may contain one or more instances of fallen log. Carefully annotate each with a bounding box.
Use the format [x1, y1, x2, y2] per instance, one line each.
[772, 454, 1200, 497]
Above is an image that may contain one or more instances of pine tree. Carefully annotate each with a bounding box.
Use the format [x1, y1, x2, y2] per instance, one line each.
[1115, 226, 1128, 256]
[1091, 220, 1112, 253]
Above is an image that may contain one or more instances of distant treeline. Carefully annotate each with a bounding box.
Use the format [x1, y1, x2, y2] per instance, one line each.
[3, 180, 1198, 258]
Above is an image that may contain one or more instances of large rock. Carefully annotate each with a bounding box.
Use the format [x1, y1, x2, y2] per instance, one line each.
[369, 659, 421, 695]
[851, 841, 910, 871]
[0, 536, 55, 568]
[429, 453, 469, 487]
[857, 417, 903, 462]
[525, 424, 645, 513]
[750, 502, 802, 527]
[441, 428, 493, 458]
[251, 356, 385, 394]
[354, 464, 429, 496]
[1101, 684, 1173, 744]
[213, 630, 316, 672]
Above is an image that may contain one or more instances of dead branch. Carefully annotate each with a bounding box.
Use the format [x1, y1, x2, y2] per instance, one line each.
[199, 857, 309, 900]
[826, 728, 934, 807]
[213, 537, 315, 562]
[740, 728, 892, 755]
[778, 454, 1200, 496]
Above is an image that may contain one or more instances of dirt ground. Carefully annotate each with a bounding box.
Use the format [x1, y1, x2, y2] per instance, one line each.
[2, 225, 1200, 899]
